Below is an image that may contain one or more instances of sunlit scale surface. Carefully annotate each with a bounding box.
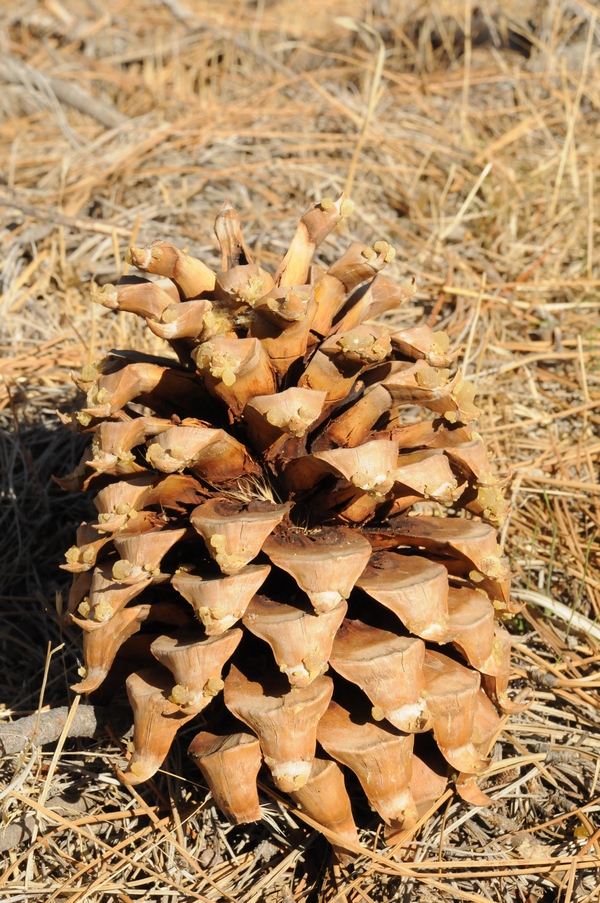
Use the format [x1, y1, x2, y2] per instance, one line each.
[58, 196, 520, 859]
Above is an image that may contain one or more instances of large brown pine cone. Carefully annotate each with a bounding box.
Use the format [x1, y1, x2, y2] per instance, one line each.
[57, 196, 519, 859]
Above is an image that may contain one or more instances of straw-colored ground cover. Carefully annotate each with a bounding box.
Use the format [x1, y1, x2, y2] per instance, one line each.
[0, 1, 599, 900]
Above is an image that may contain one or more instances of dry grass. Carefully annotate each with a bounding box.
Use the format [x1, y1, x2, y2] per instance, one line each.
[1, 0, 599, 900]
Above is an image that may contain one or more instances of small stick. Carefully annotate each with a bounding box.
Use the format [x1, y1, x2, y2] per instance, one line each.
[0, 57, 127, 130]
[0, 192, 132, 237]
[513, 589, 600, 642]
[0, 705, 132, 756]
[484, 399, 600, 435]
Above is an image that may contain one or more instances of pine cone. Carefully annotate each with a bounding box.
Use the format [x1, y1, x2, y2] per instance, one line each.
[58, 196, 519, 858]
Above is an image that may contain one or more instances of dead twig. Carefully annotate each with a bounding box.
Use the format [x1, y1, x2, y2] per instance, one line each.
[0, 705, 132, 756]
[0, 56, 127, 130]
[0, 192, 132, 236]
